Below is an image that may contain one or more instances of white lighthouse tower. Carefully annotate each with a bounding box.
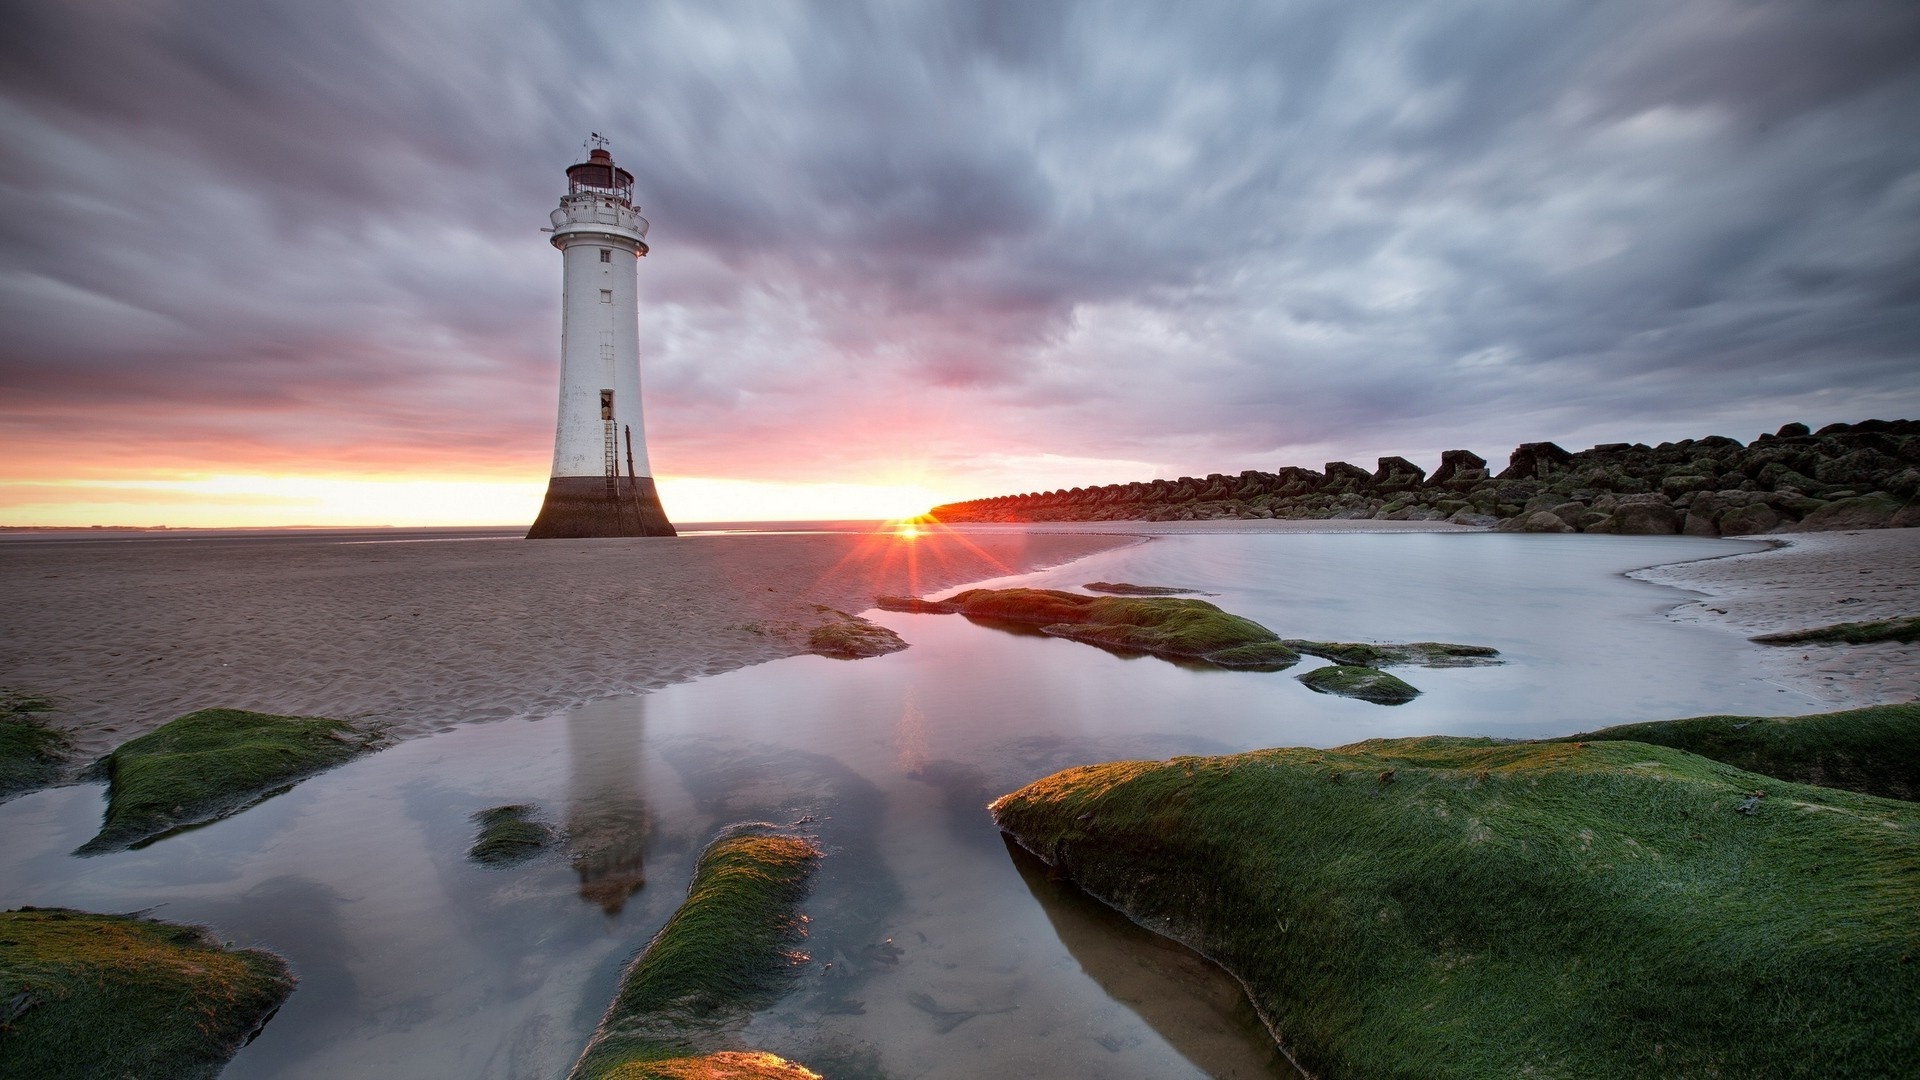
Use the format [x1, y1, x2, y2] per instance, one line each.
[527, 138, 675, 538]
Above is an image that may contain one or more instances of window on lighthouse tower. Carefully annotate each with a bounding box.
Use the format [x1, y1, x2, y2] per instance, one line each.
[599, 249, 611, 263]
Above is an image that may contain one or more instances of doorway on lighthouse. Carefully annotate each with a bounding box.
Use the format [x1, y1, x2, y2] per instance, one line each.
[599, 389, 614, 421]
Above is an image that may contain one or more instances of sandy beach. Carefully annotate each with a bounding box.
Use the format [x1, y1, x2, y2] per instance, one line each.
[3, 521, 1913, 767]
[1631, 527, 1920, 708]
[0, 528, 1131, 761]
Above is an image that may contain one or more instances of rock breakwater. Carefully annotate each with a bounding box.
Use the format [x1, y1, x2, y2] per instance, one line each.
[928, 419, 1920, 535]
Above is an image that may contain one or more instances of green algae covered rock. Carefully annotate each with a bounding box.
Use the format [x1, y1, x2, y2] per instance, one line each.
[877, 588, 1500, 679]
[1751, 616, 1920, 647]
[1558, 703, 1920, 802]
[0, 689, 68, 801]
[1083, 581, 1210, 596]
[806, 609, 908, 659]
[81, 707, 385, 854]
[592, 1051, 822, 1079]
[1297, 664, 1421, 705]
[468, 803, 559, 865]
[991, 735, 1920, 1079]
[878, 588, 1299, 669]
[1197, 640, 1305, 670]
[1790, 493, 1911, 530]
[1040, 620, 1302, 670]
[0, 907, 294, 1080]
[571, 825, 822, 1080]
[1282, 640, 1501, 668]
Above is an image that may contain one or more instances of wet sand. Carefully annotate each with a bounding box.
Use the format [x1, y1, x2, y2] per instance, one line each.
[1631, 528, 1920, 708]
[0, 528, 1131, 761]
[5, 520, 1912, 768]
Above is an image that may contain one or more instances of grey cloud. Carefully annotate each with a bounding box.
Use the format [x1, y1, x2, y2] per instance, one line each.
[0, 0, 1915, 493]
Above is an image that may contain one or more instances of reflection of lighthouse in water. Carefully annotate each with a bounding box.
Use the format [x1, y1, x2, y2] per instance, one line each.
[566, 700, 651, 915]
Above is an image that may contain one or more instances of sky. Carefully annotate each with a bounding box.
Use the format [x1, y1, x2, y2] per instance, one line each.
[2, 0, 1917, 527]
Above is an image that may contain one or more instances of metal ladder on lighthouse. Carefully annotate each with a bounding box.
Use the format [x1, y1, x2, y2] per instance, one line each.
[603, 420, 620, 505]
[601, 420, 640, 531]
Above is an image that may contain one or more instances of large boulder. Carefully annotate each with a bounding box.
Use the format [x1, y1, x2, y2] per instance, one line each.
[1272, 466, 1326, 498]
[1681, 509, 1721, 537]
[1754, 461, 1822, 492]
[1519, 493, 1564, 517]
[1790, 494, 1912, 531]
[1718, 503, 1783, 536]
[1371, 456, 1427, 492]
[1497, 442, 1574, 481]
[1430, 449, 1488, 487]
[1578, 465, 1652, 493]
[1661, 474, 1714, 499]
[1815, 448, 1898, 488]
[1234, 471, 1277, 498]
[1547, 501, 1589, 527]
[1322, 461, 1376, 494]
[1610, 495, 1681, 535]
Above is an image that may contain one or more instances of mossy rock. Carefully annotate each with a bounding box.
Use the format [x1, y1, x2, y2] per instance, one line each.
[1037, 620, 1302, 669]
[883, 588, 1498, 677]
[1790, 493, 1908, 530]
[991, 734, 1920, 1079]
[468, 804, 559, 865]
[1082, 581, 1210, 596]
[872, 595, 955, 614]
[0, 689, 68, 800]
[80, 708, 385, 854]
[1283, 640, 1501, 668]
[1751, 616, 1920, 647]
[571, 825, 821, 1080]
[1199, 641, 1304, 671]
[941, 588, 1120, 625]
[805, 609, 908, 660]
[1297, 665, 1420, 705]
[1558, 703, 1920, 801]
[877, 588, 1291, 669]
[594, 1052, 822, 1079]
[0, 907, 294, 1080]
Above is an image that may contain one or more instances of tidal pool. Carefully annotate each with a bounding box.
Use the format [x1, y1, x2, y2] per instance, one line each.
[0, 531, 1803, 1078]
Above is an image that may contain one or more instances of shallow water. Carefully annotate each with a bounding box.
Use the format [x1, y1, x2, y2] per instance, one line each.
[0, 531, 1806, 1078]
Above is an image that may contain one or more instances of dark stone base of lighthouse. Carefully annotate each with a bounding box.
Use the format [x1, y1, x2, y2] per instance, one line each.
[526, 476, 677, 539]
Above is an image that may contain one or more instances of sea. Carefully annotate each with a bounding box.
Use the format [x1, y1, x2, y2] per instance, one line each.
[0, 526, 1812, 1079]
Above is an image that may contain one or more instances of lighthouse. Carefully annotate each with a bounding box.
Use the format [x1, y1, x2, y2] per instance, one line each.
[527, 138, 676, 538]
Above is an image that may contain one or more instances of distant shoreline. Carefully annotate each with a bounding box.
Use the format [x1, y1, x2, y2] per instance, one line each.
[927, 418, 1920, 538]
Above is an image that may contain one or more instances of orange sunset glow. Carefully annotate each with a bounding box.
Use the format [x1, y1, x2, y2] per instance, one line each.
[0, 471, 953, 529]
